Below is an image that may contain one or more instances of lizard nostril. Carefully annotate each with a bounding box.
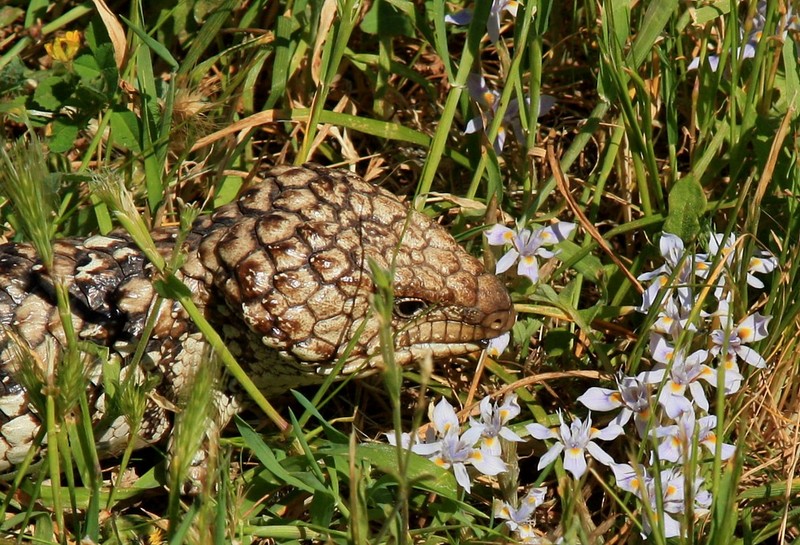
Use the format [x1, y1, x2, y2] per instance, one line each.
[483, 309, 516, 331]
[475, 274, 516, 333]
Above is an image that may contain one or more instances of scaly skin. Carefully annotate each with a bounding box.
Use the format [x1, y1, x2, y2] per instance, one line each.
[0, 164, 515, 470]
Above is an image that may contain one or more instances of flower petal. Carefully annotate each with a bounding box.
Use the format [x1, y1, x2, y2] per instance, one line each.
[526, 423, 558, 440]
[689, 382, 710, 411]
[577, 387, 622, 411]
[485, 224, 515, 246]
[517, 254, 540, 283]
[486, 10, 501, 43]
[487, 332, 511, 357]
[537, 444, 564, 470]
[498, 427, 525, 443]
[445, 9, 473, 25]
[452, 462, 472, 492]
[431, 398, 460, 435]
[585, 441, 616, 466]
[465, 116, 483, 134]
[736, 346, 767, 368]
[562, 447, 588, 479]
[541, 222, 576, 244]
[539, 95, 557, 116]
[470, 448, 507, 475]
[592, 423, 624, 441]
[495, 248, 520, 274]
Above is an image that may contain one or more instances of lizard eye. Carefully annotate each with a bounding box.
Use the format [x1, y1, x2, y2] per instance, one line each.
[393, 298, 428, 319]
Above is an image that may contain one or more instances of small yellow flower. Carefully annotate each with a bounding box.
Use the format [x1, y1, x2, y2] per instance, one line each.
[147, 527, 165, 545]
[45, 30, 82, 63]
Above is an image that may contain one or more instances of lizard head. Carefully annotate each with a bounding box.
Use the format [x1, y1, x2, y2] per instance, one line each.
[203, 164, 515, 391]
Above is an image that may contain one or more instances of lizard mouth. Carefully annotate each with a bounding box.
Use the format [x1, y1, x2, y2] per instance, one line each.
[318, 301, 516, 377]
[315, 338, 496, 378]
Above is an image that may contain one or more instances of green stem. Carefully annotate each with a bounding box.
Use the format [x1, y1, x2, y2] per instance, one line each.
[416, 0, 492, 206]
[45, 394, 64, 542]
[160, 276, 289, 432]
[296, 0, 360, 163]
[465, 2, 534, 202]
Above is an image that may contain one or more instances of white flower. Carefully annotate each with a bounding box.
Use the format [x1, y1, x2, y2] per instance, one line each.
[429, 397, 461, 436]
[385, 428, 441, 457]
[641, 468, 684, 538]
[464, 74, 556, 153]
[577, 374, 654, 437]
[526, 412, 623, 479]
[710, 300, 771, 369]
[515, 526, 554, 544]
[445, 0, 521, 43]
[746, 250, 779, 288]
[487, 331, 511, 358]
[495, 486, 547, 532]
[613, 463, 712, 539]
[699, 230, 779, 292]
[428, 398, 507, 492]
[469, 394, 524, 455]
[611, 462, 649, 496]
[637, 233, 703, 312]
[385, 397, 508, 493]
[485, 222, 576, 283]
[639, 338, 714, 418]
[654, 409, 736, 463]
[651, 295, 696, 341]
[430, 428, 507, 492]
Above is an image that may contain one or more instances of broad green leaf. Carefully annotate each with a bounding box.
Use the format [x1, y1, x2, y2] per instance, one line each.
[0, 7, 24, 28]
[84, 13, 109, 52]
[627, 0, 679, 69]
[109, 108, 142, 153]
[33, 75, 72, 111]
[73, 52, 101, 81]
[24, 0, 48, 28]
[48, 119, 79, 153]
[27, 464, 161, 509]
[92, 43, 118, 89]
[73, 46, 117, 94]
[663, 176, 707, 242]
[782, 39, 800, 117]
[356, 443, 459, 498]
[309, 489, 336, 527]
[690, 0, 730, 26]
[0, 57, 26, 94]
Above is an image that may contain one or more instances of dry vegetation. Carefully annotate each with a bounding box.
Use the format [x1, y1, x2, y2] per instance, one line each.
[0, 0, 799, 543]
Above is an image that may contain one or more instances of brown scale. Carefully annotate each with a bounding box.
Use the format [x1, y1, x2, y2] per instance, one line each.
[0, 163, 515, 470]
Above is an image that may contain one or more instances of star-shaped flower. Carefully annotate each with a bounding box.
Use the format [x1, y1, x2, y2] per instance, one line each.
[710, 300, 771, 369]
[654, 408, 736, 463]
[639, 339, 714, 418]
[468, 394, 524, 455]
[485, 222, 576, 283]
[526, 412, 623, 479]
[463, 74, 556, 154]
[577, 373, 654, 437]
[445, 0, 521, 43]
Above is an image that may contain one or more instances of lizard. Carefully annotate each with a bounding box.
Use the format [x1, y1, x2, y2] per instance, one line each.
[0, 163, 515, 469]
